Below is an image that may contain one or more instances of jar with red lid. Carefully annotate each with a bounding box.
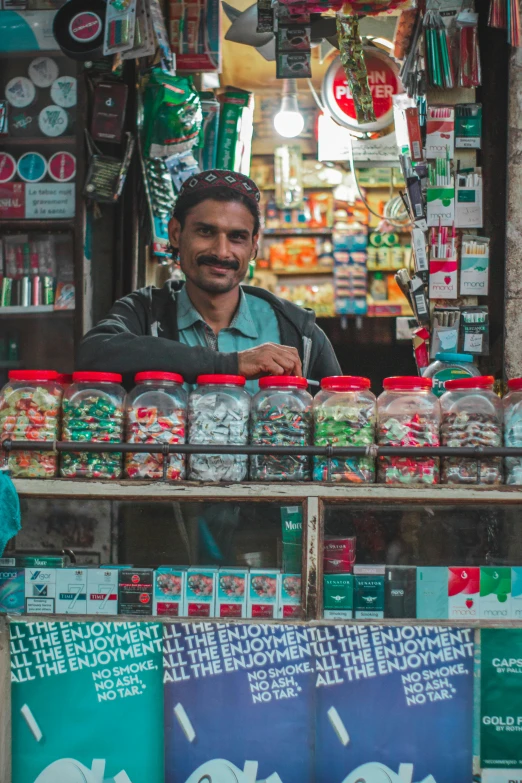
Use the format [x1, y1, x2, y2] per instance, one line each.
[441, 376, 503, 485]
[188, 375, 250, 481]
[250, 376, 312, 481]
[504, 378, 522, 484]
[0, 370, 62, 478]
[61, 372, 125, 479]
[313, 376, 376, 482]
[125, 372, 188, 480]
[377, 376, 441, 485]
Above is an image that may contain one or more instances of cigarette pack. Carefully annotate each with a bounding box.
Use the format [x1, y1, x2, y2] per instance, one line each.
[460, 235, 489, 296]
[87, 568, 118, 615]
[154, 567, 186, 617]
[0, 567, 24, 614]
[448, 566, 480, 619]
[281, 506, 303, 573]
[16, 554, 70, 568]
[186, 567, 217, 618]
[405, 106, 423, 161]
[429, 258, 458, 299]
[353, 565, 385, 619]
[479, 567, 511, 620]
[323, 573, 353, 619]
[512, 568, 522, 620]
[118, 568, 153, 616]
[216, 568, 247, 618]
[455, 103, 482, 149]
[247, 568, 279, 619]
[426, 186, 455, 228]
[426, 105, 454, 157]
[323, 536, 356, 574]
[385, 566, 417, 618]
[55, 568, 87, 614]
[416, 567, 448, 619]
[278, 573, 302, 619]
[25, 567, 56, 614]
[455, 168, 483, 229]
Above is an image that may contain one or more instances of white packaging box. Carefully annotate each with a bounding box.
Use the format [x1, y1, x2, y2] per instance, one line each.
[247, 569, 280, 619]
[153, 567, 186, 617]
[87, 568, 119, 615]
[277, 573, 302, 619]
[216, 567, 248, 619]
[25, 567, 56, 614]
[56, 568, 88, 614]
[186, 567, 217, 618]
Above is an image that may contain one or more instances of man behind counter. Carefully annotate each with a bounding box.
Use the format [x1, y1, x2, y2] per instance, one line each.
[77, 169, 341, 390]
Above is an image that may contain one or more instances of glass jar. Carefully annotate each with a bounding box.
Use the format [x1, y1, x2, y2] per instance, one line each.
[250, 376, 312, 481]
[422, 352, 480, 398]
[441, 376, 503, 485]
[61, 371, 125, 479]
[125, 372, 188, 480]
[0, 370, 62, 477]
[377, 377, 440, 485]
[313, 376, 376, 483]
[504, 378, 522, 485]
[188, 374, 250, 481]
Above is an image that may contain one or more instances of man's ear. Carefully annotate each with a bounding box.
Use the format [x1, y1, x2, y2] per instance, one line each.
[252, 233, 259, 260]
[168, 216, 182, 252]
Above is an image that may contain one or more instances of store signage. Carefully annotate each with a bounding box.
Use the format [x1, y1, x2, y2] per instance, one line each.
[322, 48, 402, 134]
[25, 183, 75, 218]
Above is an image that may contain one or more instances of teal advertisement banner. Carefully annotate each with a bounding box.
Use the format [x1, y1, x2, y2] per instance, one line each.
[10, 620, 164, 783]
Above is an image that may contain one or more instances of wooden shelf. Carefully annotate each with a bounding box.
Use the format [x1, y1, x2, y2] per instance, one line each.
[0, 49, 65, 59]
[0, 219, 75, 230]
[0, 306, 74, 316]
[263, 228, 332, 236]
[1, 136, 76, 146]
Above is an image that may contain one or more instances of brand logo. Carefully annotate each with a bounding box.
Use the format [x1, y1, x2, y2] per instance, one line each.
[30, 570, 51, 581]
[0, 572, 16, 579]
[362, 595, 377, 604]
[331, 594, 344, 602]
[69, 12, 102, 42]
[13, 115, 33, 130]
[139, 592, 150, 604]
[33, 585, 48, 596]
[131, 574, 140, 584]
[43, 110, 65, 129]
[391, 589, 404, 597]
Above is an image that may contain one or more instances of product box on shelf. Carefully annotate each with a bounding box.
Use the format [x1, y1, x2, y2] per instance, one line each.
[278, 573, 302, 619]
[448, 566, 480, 620]
[55, 568, 88, 614]
[353, 565, 385, 620]
[385, 566, 417, 618]
[512, 567, 522, 620]
[323, 573, 353, 619]
[186, 567, 217, 618]
[247, 568, 279, 619]
[25, 567, 56, 614]
[416, 566, 448, 619]
[118, 568, 154, 616]
[14, 554, 71, 568]
[154, 567, 186, 617]
[87, 568, 118, 615]
[216, 568, 248, 618]
[0, 566, 24, 614]
[323, 536, 356, 574]
[479, 567, 512, 620]
[281, 506, 302, 574]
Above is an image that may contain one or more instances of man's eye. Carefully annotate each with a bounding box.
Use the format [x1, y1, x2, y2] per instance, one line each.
[230, 233, 246, 242]
[198, 227, 212, 235]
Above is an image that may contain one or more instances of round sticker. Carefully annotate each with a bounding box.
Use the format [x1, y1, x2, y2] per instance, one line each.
[48, 151, 76, 182]
[5, 76, 36, 108]
[51, 76, 77, 108]
[69, 11, 103, 42]
[38, 105, 68, 137]
[28, 57, 60, 88]
[139, 593, 151, 604]
[17, 152, 47, 183]
[0, 153, 16, 184]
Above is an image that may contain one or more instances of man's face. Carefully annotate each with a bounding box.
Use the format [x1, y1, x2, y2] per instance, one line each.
[168, 198, 259, 294]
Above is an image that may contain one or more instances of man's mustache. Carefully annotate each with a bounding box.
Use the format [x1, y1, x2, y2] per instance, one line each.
[197, 255, 240, 271]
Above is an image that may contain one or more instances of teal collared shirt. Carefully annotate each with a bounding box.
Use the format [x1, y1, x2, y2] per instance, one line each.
[177, 285, 281, 394]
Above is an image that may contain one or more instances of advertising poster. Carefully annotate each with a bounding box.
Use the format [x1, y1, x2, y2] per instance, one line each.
[164, 623, 474, 783]
[10, 620, 164, 783]
[481, 629, 522, 782]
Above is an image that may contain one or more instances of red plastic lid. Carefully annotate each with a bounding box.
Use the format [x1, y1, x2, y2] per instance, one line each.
[135, 372, 184, 384]
[321, 375, 371, 391]
[197, 374, 246, 386]
[445, 375, 495, 391]
[508, 378, 522, 391]
[55, 373, 73, 384]
[8, 370, 58, 382]
[259, 376, 308, 389]
[72, 371, 123, 383]
[383, 376, 432, 391]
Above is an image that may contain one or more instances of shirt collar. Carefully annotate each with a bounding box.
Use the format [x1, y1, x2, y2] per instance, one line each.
[177, 285, 259, 339]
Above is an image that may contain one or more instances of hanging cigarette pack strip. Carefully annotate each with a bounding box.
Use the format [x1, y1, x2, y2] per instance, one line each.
[278, 573, 302, 619]
[460, 235, 489, 296]
[25, 568, 56, 614]
[455, 103, 482, 148]
[186, 567, 217, 617]
[216, 567, 247, 618]
[426, 106, 454, 158]
[247, 568, 279, 619]
[455, 167, 483, 228]
[87, 568, 118, 615]
[154, 567, 186, 617]
[55, 568, 88, 614]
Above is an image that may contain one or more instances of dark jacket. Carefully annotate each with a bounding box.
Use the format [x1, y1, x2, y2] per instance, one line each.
[77, 281, 341, 384]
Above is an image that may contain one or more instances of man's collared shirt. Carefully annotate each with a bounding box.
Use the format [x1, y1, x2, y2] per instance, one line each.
[177, 285, 281, 394]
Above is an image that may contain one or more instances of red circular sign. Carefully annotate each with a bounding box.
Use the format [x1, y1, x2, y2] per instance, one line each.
[131, 574, 140, 584]
[139, 593, 151, 604]
[69, 11, 102, 42]
[0, 153, 16, 184]
[48, 152, 76, 182]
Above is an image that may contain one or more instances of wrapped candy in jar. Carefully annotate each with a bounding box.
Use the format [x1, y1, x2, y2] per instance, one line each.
[188, 375, 250, 481]
[313, 376, 376, 483]
[0, 370, 62, 478]
[377, 377, 441, 485]
[441, 376, 503, 485]
[504, 378, 522, 485]
[61, 372, 125, 479]
[250, 376, 312, 481]
[125, 371, 187, 480]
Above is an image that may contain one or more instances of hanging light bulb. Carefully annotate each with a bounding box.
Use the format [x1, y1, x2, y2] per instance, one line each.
[273, 78, 304, 138]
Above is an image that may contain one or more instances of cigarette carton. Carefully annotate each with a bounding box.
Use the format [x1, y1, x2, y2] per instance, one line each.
[353, 565, 385, 619]
[154, 567, 186, 617]
[448, 566, 480, 619]
[426, 105, 454, 157]
[56, 568, 87, 614]
[323, 536, 356, 574]
[217, 568, 247, 618]
[512, 568, 522, 620]
[0, 567, 24, 614]
[480, 567, 511, 620]
[118, 568, 153, 616]
[278, 573, 302, 619]
[25, 567, 56, 614]
[247, 568, 279, 619]
[323, 573, 353, 619]
[186, 567, 217, 618]
[87, 568, 118, 615]
[385, 566, 417, 618]
[281, 506, 302, 573]
[416, 567, 448, 619]
[17, 554, 70, 568]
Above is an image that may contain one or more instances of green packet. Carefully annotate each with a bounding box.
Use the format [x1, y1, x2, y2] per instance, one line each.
[141, 68, 202, 158]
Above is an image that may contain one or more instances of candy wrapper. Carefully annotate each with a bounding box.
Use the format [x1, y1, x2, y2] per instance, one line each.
[314, 401, 375, 483]
[126, 406, 186, 480]
[336, 14, 376, 125]
[61, 393, 124, 479]
[141, 69, 202, 159]
[442, 411, 502, 485]
[378, 414, 440, 485]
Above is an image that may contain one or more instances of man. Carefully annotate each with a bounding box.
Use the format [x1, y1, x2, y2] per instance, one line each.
[77, 169, 341, 389]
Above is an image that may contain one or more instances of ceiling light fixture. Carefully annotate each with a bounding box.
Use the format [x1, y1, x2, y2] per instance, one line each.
[273, 78, 305, 138]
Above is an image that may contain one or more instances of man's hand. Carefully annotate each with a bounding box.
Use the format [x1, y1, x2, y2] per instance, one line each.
[238, 343, 303, 379]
